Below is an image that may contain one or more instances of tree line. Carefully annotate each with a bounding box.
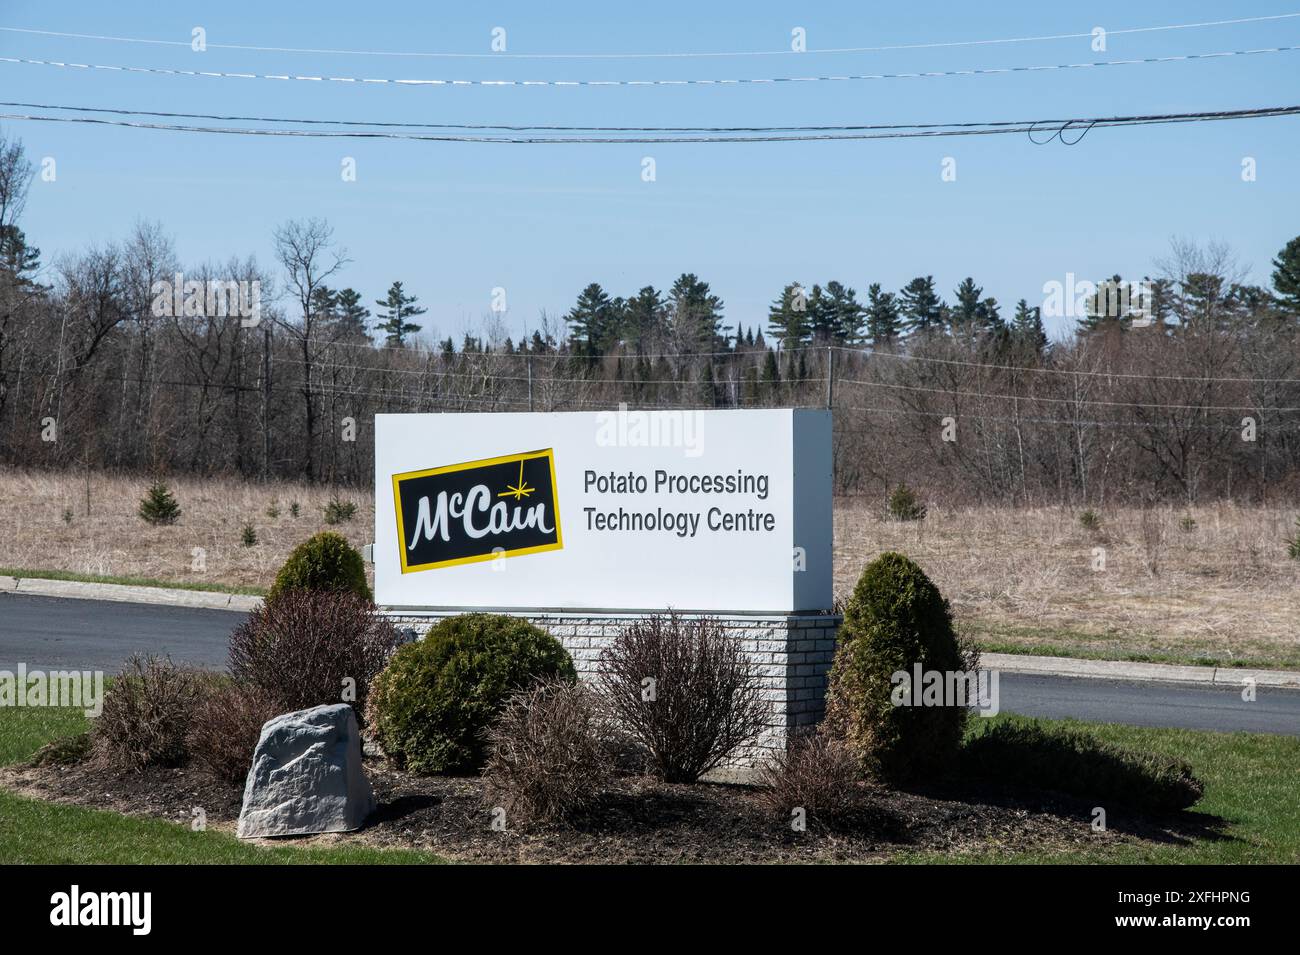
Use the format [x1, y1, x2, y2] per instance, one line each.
[2, 131, 1300, 504]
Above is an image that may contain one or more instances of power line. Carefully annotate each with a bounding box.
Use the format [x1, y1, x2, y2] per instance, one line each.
[3, 104, 1295, 144]
[830, 345, 1300, 384]
[2, 44, 1296, 89]
[7, 99, 1259, 134]
[2, 13, 1296, 58]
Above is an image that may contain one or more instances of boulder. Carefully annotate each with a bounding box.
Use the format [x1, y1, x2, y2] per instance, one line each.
[237, 703, 374, 839]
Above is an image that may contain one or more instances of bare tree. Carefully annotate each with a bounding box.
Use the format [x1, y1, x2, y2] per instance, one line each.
[272, 218, 349, 479]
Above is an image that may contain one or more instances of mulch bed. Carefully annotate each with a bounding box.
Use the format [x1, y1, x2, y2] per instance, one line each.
[1, 749, 1213, 863]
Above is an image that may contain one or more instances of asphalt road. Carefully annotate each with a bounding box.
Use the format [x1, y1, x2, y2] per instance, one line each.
[1, 593, 1297, 736]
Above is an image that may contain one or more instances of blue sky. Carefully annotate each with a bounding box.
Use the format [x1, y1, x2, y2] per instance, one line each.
[2, 1, 1298, 343]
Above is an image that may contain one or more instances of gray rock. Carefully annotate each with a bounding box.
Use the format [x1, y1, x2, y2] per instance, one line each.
[237, 704, 375, 839]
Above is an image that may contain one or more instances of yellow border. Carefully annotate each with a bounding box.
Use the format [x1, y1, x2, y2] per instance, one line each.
[392, 448, 563, 573]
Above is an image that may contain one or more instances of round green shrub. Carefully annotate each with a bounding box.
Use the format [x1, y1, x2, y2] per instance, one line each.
[269, 531, 371, 602]
[824, 552, 970, 782]
[367, 613, 576, 774]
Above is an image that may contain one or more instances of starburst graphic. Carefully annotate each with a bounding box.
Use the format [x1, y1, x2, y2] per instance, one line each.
[498, 459, 535, 501]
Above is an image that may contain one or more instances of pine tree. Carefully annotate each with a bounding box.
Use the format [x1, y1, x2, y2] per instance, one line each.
[767, 281, 812, 348]
[669, 273, 727, 351]
[952, 277, 983, 330]
[619, 285, 665, 353]
[865, 283, 901, 346]
[899, 276, 944, 336]
[566, 283, 619, 357]
[822, 280, 865, 344]
[1012, 299, 1048, 354]
[334, 288, 371, 342]
[139, 481, 181, 526]
[375, 281, 426, 346]
[760, 348, 781, 393]
[1271, 235, 1300, 317]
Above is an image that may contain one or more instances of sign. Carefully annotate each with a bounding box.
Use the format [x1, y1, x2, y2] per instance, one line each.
[374, 408, 831, 613]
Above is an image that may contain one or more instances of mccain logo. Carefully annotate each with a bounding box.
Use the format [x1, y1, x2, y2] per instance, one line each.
[393, 449, 563, 573]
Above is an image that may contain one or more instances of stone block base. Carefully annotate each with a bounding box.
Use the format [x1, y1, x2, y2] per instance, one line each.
[381, 610, 841, 767]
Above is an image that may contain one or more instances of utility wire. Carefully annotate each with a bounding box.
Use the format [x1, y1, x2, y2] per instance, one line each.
[1, 13, 1296, 58]
[6, 99, 1258, 134]
[1, 44, 1297, 88]
[2, 104, 1295, 144]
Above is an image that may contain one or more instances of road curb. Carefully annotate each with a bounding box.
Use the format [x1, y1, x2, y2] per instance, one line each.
[0, 575, 262, 612]
[983, 651, 1300, 689]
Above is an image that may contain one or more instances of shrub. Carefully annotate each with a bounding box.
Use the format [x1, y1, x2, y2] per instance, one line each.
[368, 613, 575, 774]
[1287, 517, 1300, 560]
[92, 655, 209, 770]
[1078, 509, 1102, 532]
[289, 501, 300, 518]
[483, 677, 611, 824]
[268, 530, 371, 602]
[1179, 514, 1197, 533]
[265, 501, 280, 519]
[187, 682, 281, 785]
[755, 730, 863, 828]
[886, 483, 926, 522]
[599, 612, 768, 783]
[61, 506, 73, 525]
[823, 553, 972, 782]
[31, 732, 92, 767]
[240, 523, 258, 547]
[229, 588, 397, 723]
[138, 481, 181, 526]
[323, 496, 358, 525]
[961, 718, 1204, 813]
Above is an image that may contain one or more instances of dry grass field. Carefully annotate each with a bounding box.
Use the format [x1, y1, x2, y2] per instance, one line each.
[0, 469, 377, 595]
[1, 469, 1297, 667]
[837, 501, 1300, 668]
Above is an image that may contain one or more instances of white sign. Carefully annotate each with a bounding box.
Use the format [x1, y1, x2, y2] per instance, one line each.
[373, 408, 832, 613]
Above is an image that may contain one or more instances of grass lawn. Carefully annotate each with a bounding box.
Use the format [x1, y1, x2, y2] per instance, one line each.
[902, 715, 1300, 864]
[2, 706, 1296, 864]
[0, 706, 445, 864]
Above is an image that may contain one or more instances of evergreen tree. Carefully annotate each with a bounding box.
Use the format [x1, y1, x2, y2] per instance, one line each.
[669, 273, 727, 351]
[952, 277, 983, 330]
[139, 481, 181, 526]
[760, 348, 781, 393]
[1011, 299, 1048, 354]
[621, 285, 666, 352]
[566, 282, 620, 357]
[310, 285, 338, 324]
[1271, 235, 1300, 316]
[334, 287, 371, 342]
[823, 280, 865, 344]
[767, 281, 812, 348]
[899, 276, 944, 336]
[698, 360, 720, 405]
[375, 280, 426, 347]
[0, 224, 41, 281]
[865, 283, 901, 346]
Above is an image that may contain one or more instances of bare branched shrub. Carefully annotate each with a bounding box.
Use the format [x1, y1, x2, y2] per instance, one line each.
[187, 682, 281, 784]
[598, 613, 769, 783]
[756, 730, 863, 828]
[92, 654, 210, 770]
[228, 588, 398, 723]
[482, 678, 611, 824]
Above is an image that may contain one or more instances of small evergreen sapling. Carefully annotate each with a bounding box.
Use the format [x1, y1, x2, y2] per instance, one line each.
[138, 481, 181, 526]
